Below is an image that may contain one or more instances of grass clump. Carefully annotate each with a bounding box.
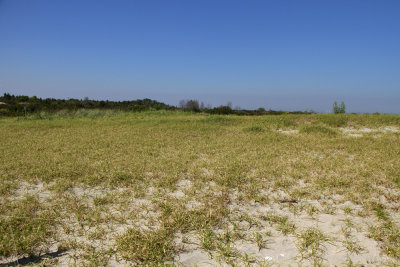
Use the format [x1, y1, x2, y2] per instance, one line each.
[0, 197, 56, 257]
[261, 213, 296, 235]
[300, 125, 338, 136]
[342, 239, 364, 254]
[116, 194, 229, 264]
[396, 177, 400, 187]
[254, 232, 269, 251]
[373, 203, 389, 221]
[201, 227, 217, 252]
[243, 125, 263, 132]
[368, 203, 400, 258]
[297, 228, 328, 265]
[317, 114, 348, 127]
[201, 115, 236, 125]
[158, 194, 229, 232]
[276, 116, 296, 128]
[116, 228, 175, 264]
[369, 222, 400, 258]
[109, 172, 143, 187]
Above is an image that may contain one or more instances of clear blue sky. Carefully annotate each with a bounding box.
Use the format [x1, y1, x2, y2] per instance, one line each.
[1, 0, 399, 113]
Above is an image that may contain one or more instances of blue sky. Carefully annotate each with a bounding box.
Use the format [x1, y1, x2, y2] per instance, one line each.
[0, 0, 399, 113]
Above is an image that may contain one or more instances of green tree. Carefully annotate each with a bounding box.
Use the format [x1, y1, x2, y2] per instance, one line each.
[333, 101, 345, 114]
[333, 101, 339, 114]
[340, 101, 346, 113]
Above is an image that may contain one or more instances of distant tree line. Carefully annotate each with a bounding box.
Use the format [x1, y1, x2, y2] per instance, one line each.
[0, 93, 315, 116]
[178, 99, 314, 115]
[0, 93, 175, 116]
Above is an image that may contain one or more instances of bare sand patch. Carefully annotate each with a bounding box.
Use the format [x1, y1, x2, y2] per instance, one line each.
[12, 182, 52, 203]
[277, 129, 299, 134]
[340, 126, 400, 137]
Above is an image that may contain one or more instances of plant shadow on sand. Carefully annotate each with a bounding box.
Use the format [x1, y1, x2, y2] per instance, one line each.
[0, 249, 67, 266]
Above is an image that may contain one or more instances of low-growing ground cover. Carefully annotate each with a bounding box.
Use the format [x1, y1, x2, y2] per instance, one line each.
[0, 110, 400, 266]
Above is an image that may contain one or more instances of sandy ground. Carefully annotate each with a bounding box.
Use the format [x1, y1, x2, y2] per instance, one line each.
[2, 178, 399, 266]
[2, 126, 400, 266]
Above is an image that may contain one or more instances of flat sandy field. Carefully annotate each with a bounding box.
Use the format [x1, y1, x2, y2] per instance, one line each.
[1, 111, 399, 266]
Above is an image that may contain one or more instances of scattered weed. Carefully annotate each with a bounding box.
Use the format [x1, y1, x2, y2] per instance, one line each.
[262, 213, 296, 235]
[254, 232, 267, 251]
[342, 206, 353, 215]
[297, 228, 328, 265]
[342, 239, 364, 254]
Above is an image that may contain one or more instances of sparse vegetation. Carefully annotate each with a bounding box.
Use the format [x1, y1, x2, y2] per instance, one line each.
[0, 110, 399, 265]
[261, 213, 296, 235]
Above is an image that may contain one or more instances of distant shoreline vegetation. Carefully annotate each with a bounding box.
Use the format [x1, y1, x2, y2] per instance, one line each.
[0, 93, 175, 116]
[4, 93, 380, 117]
[0, 93, 318, 117]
